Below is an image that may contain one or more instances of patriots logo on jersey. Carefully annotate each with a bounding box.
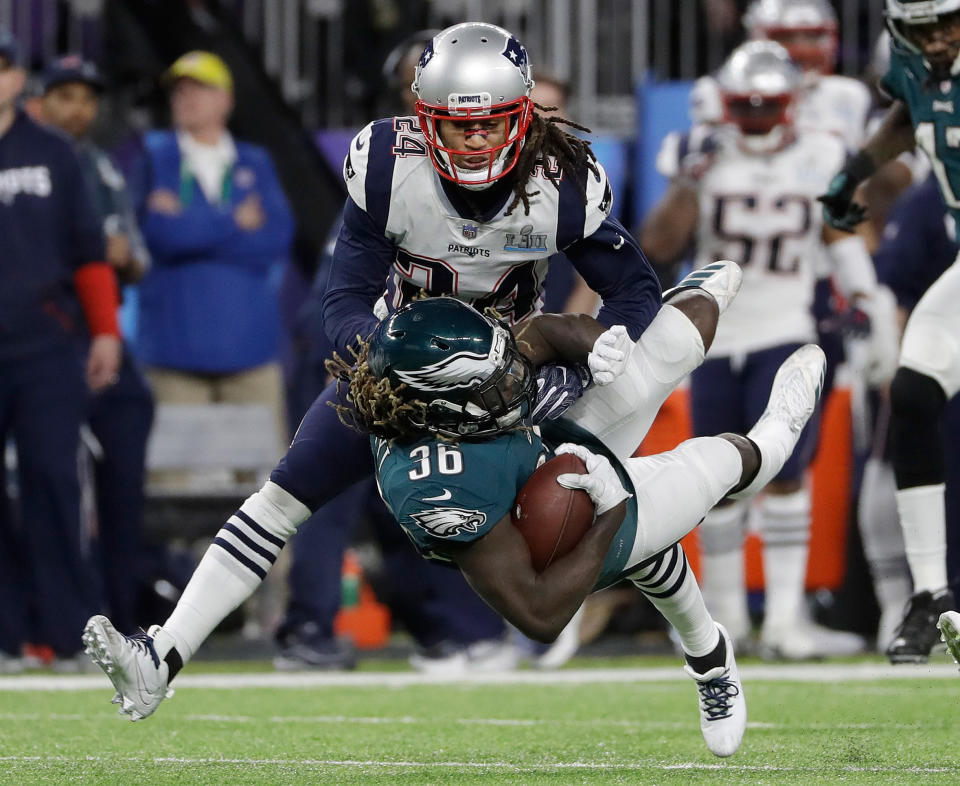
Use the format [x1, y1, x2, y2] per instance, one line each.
[394, 349, 498, 392]
[410, 508, 487, 538]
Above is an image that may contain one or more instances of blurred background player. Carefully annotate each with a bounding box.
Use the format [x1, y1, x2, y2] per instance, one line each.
[641, 41, 897, 658]
[860, 172, 960, 650]
[34, 54, 155, 640]
[0, 29, 121, 671]
[819, 0, 960, 663]
[647, 0, 904, 657]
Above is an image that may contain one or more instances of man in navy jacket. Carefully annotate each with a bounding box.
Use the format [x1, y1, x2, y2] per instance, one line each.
[0, 30, 121, 670]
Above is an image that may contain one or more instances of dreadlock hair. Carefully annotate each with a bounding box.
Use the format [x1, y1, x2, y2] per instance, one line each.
[325, 339, 429, 441]
[505, 104, 599, 217]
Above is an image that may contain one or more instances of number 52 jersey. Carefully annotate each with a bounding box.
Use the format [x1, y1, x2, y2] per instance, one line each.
[685, 128, 847, 357]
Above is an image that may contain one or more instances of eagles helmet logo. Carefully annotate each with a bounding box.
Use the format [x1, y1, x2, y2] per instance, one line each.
[410, 508, 487, 538]
[394, 350, 498, 392]
[393, 329, 507, 393]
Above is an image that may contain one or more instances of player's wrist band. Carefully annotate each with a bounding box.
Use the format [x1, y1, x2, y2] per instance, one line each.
[843, 150, 876, 186]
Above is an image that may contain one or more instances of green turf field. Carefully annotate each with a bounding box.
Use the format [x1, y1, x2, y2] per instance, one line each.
[1, 658, 959, 785]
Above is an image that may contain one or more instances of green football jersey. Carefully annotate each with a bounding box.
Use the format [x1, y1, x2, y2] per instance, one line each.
[882, 44, 960, 240]
[373, 419, 641, 592]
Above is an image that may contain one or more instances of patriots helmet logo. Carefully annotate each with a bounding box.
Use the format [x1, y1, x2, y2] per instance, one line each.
[418, 39, 435, 70]
[410, 508, 487, 538]
[502, 36, 529, 77]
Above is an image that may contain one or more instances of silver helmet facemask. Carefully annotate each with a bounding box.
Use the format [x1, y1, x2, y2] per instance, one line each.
[717, 40, 803, 153]
[412, 22, 535, 189]
[744, 0, 838, 78]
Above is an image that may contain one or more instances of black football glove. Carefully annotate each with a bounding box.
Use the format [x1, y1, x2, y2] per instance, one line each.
[817, 151, 875, 233]
[818, 172, 867, 232]
[530, 363, 593, 424]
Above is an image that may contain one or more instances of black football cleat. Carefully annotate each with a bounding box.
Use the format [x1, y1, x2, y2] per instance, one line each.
[886, 589, 956, 664]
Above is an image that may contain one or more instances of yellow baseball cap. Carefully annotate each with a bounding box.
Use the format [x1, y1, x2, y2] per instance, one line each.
[164, 50, 232, 92]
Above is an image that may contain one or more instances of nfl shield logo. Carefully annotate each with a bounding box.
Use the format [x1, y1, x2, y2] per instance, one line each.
[462, 224, 478, 239]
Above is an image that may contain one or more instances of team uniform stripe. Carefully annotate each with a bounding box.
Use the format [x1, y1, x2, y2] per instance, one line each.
[642, 554, 688, 599]
[555, 166, 588, 249]
[633, 544, 680, 590]
[234, 510, 285, 550]
[223, 522, 278, 564]
[364, 118, 399, 233]
[216, 529, 273, 573]
[212, 538, 267, 579]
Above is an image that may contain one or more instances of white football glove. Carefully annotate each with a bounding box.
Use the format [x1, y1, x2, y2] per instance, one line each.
[587, 325, 633, 386]
[554, 443, 632, 515]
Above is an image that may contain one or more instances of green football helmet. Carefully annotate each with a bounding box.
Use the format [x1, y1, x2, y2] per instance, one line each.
[886, 0, 960, 77]
[367, 297, 535, 439]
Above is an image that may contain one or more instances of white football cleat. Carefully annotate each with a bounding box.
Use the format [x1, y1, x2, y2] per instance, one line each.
[729, 344, 826, 500]
[684, 623, 747, 758]
[82, 615, 173, 721]
[938, 611, 960, 670]
[663, 260, 743, 315]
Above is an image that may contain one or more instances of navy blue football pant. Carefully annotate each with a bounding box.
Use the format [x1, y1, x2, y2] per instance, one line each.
[87, 345, 154, 634]
[272, 378, 504, 646]
[690, 343, 822, 483]
[0, 346, 98, 656]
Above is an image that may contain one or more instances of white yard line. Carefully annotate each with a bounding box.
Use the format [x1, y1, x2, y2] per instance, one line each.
[0, 661, 956, 692]
[0, 712, 931, 732]
[0, 755, 956, 774]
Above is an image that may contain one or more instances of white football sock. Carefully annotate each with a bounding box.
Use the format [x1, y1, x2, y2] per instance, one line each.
[727, 416, 796, 501]
[153, 481, 310, 662]
[895, 483, 948, 593]
[857, 457, 912, 638]
[628, 543, 719, 657]
[697, 502, 750, 640]
[760, 487, 810, 628]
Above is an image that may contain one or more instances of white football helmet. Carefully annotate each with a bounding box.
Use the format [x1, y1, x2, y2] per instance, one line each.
[717, 41, 803, 153]
[412, 22, 535, 189]
[886, 0, 960, 78]
[744, 0, 838, 76]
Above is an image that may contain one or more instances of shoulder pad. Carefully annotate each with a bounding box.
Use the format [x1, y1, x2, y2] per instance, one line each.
[344, 117, 428, 219]
[343, 121, 377, 210]
[690, 76, 722, 125]
[583, 158, 613, 236]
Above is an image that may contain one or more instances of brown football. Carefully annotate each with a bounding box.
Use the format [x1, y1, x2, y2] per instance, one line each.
[512, 453, 596, 572]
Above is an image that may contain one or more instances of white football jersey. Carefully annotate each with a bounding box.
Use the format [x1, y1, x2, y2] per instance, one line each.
[684, 73, 870, 149]
[688, 130, 847, 356]
[344, 117, 613, 326]
[797, 75, 871, 151]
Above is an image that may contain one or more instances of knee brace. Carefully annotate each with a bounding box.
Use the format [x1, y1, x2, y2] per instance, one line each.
[889, 367, 946, 489]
